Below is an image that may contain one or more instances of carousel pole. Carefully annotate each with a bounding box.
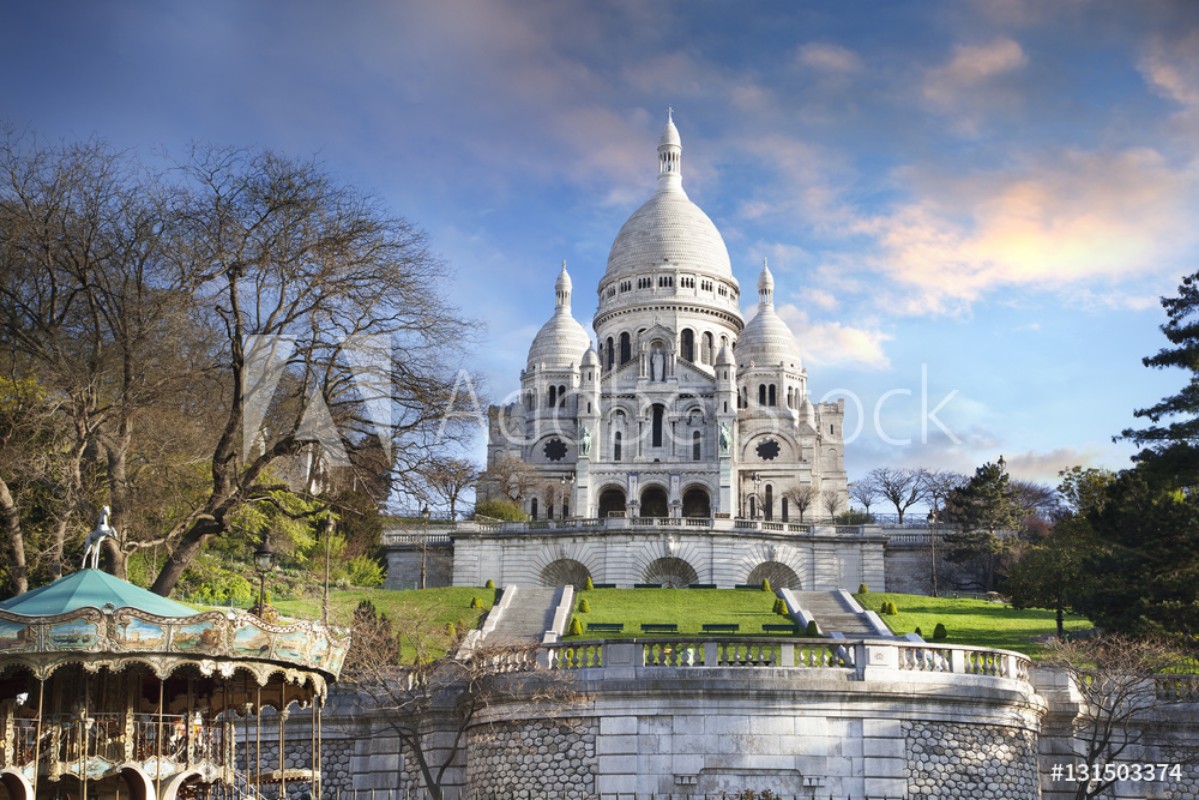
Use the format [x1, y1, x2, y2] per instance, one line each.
[255, 685, 262, 800]
[32, 677, 44, 800]
[157, 678, 165, 800]
[278, 682, 287, 800]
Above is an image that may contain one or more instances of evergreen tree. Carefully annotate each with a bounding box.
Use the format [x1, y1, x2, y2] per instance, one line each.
[943, 457, 1024, 592]
[1121, 270, 1199, 484]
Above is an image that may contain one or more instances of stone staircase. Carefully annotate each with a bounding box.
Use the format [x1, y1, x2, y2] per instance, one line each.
[482, 585, 562, 644]
[791, 590, 887, 637]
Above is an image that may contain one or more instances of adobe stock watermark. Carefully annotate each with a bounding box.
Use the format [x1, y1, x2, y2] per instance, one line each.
[821, 365, 961, 446]
[434, 363, 961, 450]
[242, 334, 395, 468]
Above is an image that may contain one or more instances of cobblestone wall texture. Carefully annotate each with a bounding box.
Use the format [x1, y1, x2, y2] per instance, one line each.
[905, 720, 1038, 799]
[463, 717, 597, 799]
[235, 736, 352, 799]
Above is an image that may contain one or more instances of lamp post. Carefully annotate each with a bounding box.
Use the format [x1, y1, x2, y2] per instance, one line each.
[561, 472, 575, 518]
[321, 517, 335, 627]
[254, 539, 275, 612]
[419, 505, 431, 590]
[751, 472, 761, 520]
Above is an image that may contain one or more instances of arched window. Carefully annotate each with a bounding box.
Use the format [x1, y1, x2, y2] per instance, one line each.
[749, 496, 757, 519]
[531, 498, 539, 520]
[614, 431, 623, 462]
[548, 386, 557, 407]
[681, 329, 695, 362]
[652, 403, 665, 448]
[782, 497, 789, 522]
[764, 484, 774, 521]
[559, 384, 567, 408]
[620, 332, 631, 364]
[702, 332, 714, 364]
[758, 384, 767, 406]
[693, 430, 701, 461]
[606, 337, 614, 369]
[525, 391, 534, 410]
[768, 385, 777, 407]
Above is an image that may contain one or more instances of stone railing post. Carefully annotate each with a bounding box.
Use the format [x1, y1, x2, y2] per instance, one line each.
[860, 642, 899, 680]
[949, 648, 966, 674]
[704, 641, 719, 666]
[780, 643, 795, 667]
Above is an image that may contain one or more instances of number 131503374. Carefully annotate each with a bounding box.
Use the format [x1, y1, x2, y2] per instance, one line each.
[1050, 763, 1184, 782]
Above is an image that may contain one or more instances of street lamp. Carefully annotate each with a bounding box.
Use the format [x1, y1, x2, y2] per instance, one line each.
[254, 538, 275, 613]
[321, 517, 335, 627]
[419, 505, 431, 590]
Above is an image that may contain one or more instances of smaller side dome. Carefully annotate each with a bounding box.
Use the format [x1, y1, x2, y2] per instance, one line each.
[737, 259, 802, 369]
[716, 341, 736, 367]
[527, 263, 592, 370]
[582, 347, 599, 367]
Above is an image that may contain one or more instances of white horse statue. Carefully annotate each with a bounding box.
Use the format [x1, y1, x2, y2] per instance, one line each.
[82, 506, 117, 570]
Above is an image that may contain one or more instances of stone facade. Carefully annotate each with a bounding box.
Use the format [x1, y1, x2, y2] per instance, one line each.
[479, 112, 848, 526]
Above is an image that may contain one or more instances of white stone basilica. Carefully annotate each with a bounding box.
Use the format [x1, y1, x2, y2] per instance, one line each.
[480, 112, 848, 523]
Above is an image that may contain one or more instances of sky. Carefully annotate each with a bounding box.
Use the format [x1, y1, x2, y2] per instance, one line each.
[4, 0, 1198, 487]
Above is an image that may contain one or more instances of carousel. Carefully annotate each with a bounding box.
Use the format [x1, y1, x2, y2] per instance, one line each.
[0, 513, 351, 800]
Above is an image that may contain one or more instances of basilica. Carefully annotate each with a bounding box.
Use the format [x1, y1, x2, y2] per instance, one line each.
[479, 112, 848, 522]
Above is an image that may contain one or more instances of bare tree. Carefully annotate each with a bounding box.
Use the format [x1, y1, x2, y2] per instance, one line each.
[341, 600, 580, 800]
[1047, 635, 1192, 800]
[869, 467, 924, 523]
[421, 457, 479, 520]
[786, 484, 819, 524]
[919, 470, 966, 597]
[480, 453, 537, 503]
[821, 489, 841, 520]
[848, 477, 880, 516]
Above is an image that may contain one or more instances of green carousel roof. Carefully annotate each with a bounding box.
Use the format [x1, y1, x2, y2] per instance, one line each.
[0, 569, 197, 617]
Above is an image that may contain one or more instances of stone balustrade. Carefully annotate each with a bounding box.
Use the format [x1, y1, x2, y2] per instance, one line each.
[382, 516, 854, 543]
[540, 637, 1033, 686]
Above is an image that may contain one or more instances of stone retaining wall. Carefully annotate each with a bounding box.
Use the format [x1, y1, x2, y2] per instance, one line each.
[904, 720, 1039, 799]
[464, 717, 598, 799]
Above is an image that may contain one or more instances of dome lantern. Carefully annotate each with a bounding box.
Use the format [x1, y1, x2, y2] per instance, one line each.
[657, 108, 682, 190]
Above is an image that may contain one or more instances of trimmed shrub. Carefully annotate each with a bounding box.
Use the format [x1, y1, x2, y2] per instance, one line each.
[445, 622, 457, 638]
[569, 617, 584, 636]
[473, 498, 529, 521]
[470, 596, 483, 609]
[933, 622, 948, 640]
[761, 578, 773, 592]
[881, 600, 899, 615]
[578, 598, 591, 613]
[484, 578, 496, 589]
[858, 583, 869, 595]
[805, 620, 820, 637]
[584, 575, 594, 591]
[914, 626, 923, 638]
[772, 598, 787, 615]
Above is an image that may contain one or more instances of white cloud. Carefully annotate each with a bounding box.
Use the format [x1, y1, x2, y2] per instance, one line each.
[1140, 32, 1199, 107]
[923, 37, 1028, 106]
[1004, 446, 1107, 483]
[795, 43, 864, 74]
[855, 146, 1199, 315]
[776, 304, 892, 370]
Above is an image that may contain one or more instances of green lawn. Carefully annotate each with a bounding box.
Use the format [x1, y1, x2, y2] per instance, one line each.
[855, 592, 1091, 659]
[565, 587, 788, 639]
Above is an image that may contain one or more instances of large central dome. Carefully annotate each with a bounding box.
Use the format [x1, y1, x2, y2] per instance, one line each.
[604, 112, 733, 280]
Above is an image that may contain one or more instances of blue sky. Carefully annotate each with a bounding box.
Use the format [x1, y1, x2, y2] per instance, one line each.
[5, 1, 1198, 485]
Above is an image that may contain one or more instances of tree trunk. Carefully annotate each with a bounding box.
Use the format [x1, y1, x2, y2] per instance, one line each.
[150, 515, 223, 596]
[0, 476, 28, 595]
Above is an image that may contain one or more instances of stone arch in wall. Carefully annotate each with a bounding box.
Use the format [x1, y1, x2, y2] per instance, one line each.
[598, 486, 626, 517]
[539, 559, 592, 589]
[640, 485, 669, 518]
[747, 561, 801, 590]
[681, 487, 711, 518]
[643, 557, 699, 588]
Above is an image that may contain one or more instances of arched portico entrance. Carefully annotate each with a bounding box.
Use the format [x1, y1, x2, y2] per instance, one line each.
[643, 557, 699, 588]
[747, 561, 801, 590]
[540, 559, 592, 589]
[682, 487, 711, 517]
[640, 486, 668, 518]
[598, 488, 626, 518]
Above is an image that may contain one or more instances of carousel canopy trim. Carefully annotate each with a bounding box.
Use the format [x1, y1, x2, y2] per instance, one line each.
[0, 568, 197, 617]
